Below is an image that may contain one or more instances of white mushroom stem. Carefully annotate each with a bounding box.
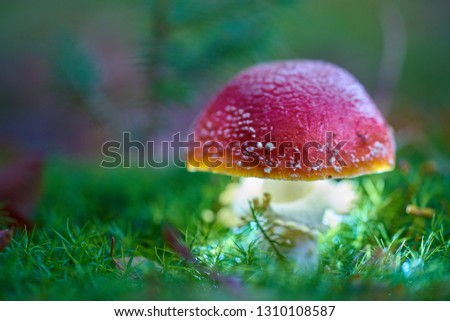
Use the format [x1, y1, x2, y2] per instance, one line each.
[218, 178, 358, 270]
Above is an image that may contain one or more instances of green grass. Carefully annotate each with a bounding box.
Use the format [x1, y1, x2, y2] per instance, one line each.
[0, 152, 449, 300]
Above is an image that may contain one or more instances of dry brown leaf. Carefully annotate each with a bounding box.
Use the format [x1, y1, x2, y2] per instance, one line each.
[162, 225, 244, 296]
[0, 154, 43, 227]
[113, 256, 151, 271]
[162, 225, 195, 263]
[0, 228, 14, 251]
[110, 237, 158, 279]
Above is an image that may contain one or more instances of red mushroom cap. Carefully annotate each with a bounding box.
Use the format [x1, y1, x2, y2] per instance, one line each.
[187, 60, 395, 180]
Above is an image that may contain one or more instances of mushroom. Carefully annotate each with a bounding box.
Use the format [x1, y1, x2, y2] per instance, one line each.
[187, 60, 395, 269]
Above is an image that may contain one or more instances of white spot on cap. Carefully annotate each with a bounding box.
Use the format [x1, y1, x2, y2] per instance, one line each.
[265, 142, 275, 152]
[369, 141, 385, 157]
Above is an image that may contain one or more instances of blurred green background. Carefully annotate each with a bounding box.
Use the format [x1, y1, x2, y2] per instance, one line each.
[0, 0, 449, 300]
[1, 0, 449, 155]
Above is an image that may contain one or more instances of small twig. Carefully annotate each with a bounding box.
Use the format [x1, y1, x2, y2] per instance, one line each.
[110, 236, 116, 259]
[406, 205, 435, 218]
[249, 202, 285, 260]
